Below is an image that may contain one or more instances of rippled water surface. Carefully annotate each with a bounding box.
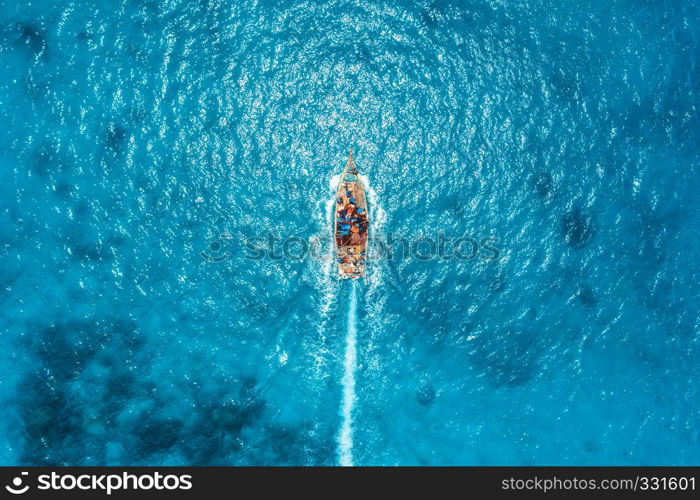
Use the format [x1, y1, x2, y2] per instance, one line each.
[1, 0, 699, 465]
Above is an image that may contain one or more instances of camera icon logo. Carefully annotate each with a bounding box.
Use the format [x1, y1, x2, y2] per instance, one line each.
[5, 472, 29, 495]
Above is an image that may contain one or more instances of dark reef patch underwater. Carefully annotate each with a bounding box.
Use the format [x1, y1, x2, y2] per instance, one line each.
[0, 0, 699, 465]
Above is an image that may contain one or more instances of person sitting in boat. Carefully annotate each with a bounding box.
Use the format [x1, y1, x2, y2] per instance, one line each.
[355, 213, 368, 234]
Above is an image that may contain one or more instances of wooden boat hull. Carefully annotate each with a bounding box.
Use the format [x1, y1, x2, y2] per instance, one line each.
[334, 153, 369, 279]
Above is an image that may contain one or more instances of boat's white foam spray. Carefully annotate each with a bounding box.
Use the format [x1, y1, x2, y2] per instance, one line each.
[338, 279, 358, 466]
[361, 174, 387, 290]
[362, 174, 386, 234]
[314, 173, 342, 317]
[323, 173, 343, 280]
[306, 173, 343, 377]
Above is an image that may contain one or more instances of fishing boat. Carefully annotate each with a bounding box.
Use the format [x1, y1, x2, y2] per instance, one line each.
[334, 151, 369, 279]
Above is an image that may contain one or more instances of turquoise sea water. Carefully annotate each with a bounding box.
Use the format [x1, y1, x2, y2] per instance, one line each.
[0, 0, 699, 465]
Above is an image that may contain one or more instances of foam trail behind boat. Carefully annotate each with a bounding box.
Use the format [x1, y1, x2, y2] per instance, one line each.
[338, 280, 358, 466]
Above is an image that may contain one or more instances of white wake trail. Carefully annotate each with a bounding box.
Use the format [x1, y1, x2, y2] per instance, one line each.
[338, 280, 358, 466]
